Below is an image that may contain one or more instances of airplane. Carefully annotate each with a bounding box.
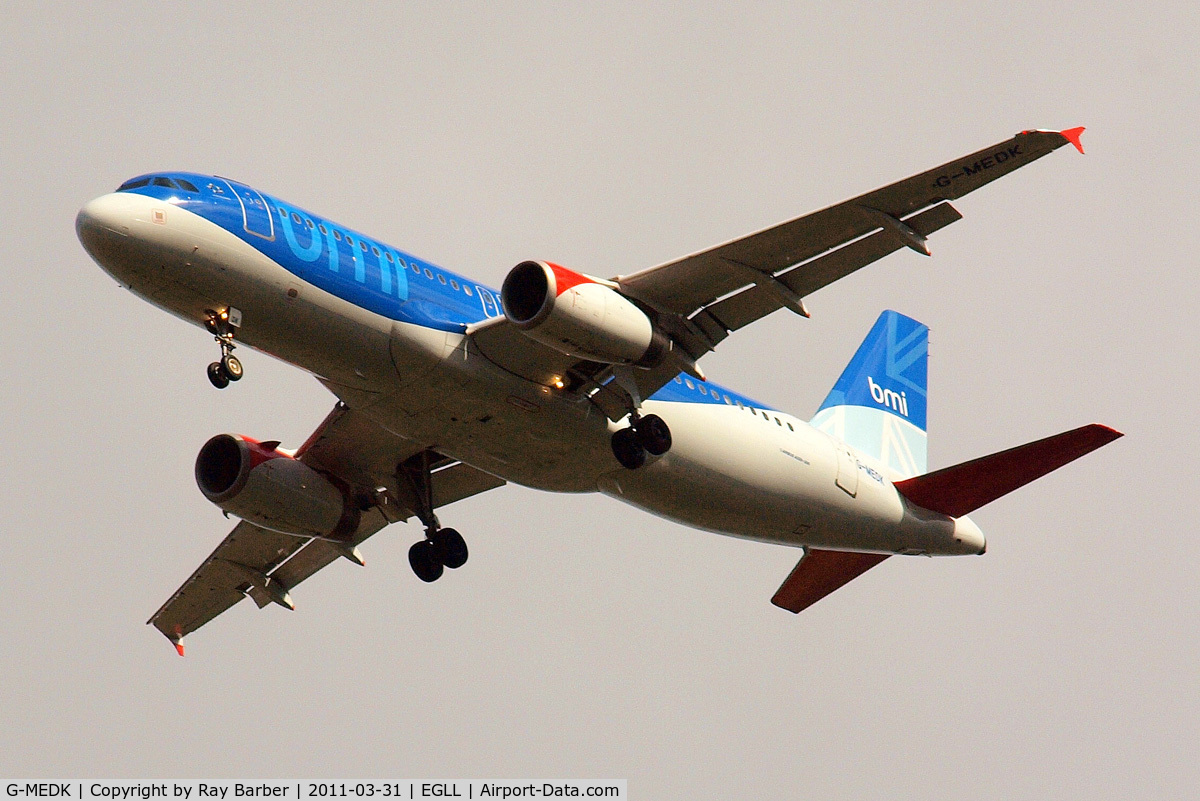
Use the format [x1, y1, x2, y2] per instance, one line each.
[75, 126, 1120, 655]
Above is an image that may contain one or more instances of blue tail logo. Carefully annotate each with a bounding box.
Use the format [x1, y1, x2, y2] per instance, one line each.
[810, 310, 929, 478]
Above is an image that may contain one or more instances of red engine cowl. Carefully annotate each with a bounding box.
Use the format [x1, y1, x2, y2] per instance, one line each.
[194, 434, 360, 540]
[501, 260, 666, 366]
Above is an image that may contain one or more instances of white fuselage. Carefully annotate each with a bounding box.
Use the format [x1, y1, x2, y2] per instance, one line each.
[77, 189, 985, 557]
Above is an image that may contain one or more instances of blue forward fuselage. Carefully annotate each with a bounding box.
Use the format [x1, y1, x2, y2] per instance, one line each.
[114, 171, 765, 411]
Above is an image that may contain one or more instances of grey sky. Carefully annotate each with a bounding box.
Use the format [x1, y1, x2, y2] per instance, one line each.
[2, 3, 1196, 797]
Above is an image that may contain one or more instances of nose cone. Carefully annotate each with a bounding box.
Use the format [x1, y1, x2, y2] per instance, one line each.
[953, 515, 987, 555]
[77, 193, 133, 260]
[77, 192, 163, 280]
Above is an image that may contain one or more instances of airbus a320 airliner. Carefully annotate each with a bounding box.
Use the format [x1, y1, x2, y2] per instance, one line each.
[76, 127, 1120, 654]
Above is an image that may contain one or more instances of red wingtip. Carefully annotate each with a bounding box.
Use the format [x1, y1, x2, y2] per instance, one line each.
[174, 642, 185, 657]
[1060, 126, 1086, 154]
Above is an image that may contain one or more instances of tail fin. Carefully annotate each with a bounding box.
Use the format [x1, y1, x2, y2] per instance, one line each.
[894, 423, 1123, 517]
[810, 310, 929, 478]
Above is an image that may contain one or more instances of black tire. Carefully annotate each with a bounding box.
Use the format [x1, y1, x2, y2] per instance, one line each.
[222, 354, 243, 381]
[432, 528, 469, 569]
[634, 414, 672, 455]
[611, 427, 646, 469]
[408, 539, 444, 582]
[206, 361, 230, 389]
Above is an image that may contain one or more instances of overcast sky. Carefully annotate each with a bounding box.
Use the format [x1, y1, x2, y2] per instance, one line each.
[2, 3, 1196, 798]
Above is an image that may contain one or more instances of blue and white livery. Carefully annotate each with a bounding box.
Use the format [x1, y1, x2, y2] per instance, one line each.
[75, 128, 1119, 654]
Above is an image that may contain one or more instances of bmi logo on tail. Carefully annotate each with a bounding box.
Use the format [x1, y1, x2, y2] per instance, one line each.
[867, 376, 909, 417]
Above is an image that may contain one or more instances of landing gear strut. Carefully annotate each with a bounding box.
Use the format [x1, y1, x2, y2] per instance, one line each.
[611, 412, 672, 470]
[204, 309, 243, 389]
[397, 451, 469, 582]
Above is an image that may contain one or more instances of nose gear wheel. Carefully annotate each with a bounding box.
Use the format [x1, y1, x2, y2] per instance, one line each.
[206, 361, 230, 389]
[203, 309, 243, 389]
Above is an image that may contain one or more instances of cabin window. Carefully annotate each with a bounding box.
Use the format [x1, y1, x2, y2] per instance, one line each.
[345, 235, 355, 246]
[698, 385, 707, 396]
[411, 263, 420, 274]
[118, 178, 150, 191]
[464, 285, 473, 296]
[291, 212, 302, 225]
[775, 417, 782, 426]
[333, 229, 342, 241]
[438, 274, 447, 285]
[360, 241, 369, 252]
[424, 268, 434, 279]
[318, 224, 327, 235]
[787, 422, 794, 431]
[674, 376, 682, 384]
[450, 279, 459, 290]
[724, 395, 732, 405]
[685, 379, 694, 390]
[385, 252, 394, 263]
[305, 218, 314, 228]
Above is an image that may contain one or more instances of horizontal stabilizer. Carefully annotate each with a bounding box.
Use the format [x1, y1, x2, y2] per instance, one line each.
[894, 424, 1122, 518]
[771, 549, 890, 614]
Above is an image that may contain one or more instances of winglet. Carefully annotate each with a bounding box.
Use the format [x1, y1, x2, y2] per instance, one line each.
[173, 639, 185, 657]
[1060, 126, 1086, 154]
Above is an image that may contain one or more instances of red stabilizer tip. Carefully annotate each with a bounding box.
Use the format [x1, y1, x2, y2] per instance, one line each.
[174, 642, 185, 657]
[1060, 126, 1086, 154]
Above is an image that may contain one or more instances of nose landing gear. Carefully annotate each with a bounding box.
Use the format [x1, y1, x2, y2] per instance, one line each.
[611, 413, 672, 470]
[204, 309, 243, 389]
[398, 451, 470, 582]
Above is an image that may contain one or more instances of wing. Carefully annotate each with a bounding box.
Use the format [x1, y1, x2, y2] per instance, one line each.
[472, 128, 1084, 417]
[617, 128, 1084, 328]
[148, 403, 506, 653]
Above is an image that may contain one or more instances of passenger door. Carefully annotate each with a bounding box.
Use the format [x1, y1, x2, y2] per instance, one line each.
[221, 178, 275, 241]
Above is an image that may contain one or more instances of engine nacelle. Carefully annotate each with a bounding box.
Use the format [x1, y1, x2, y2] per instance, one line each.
[501, 260, 666, 366]
[194, 434, 360, 540]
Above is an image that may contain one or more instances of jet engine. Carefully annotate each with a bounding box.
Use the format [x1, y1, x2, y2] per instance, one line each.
[194, 434, 360, 540]
[501, 260, 666, 366]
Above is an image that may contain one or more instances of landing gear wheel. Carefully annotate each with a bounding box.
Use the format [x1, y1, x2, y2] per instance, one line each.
[207, 361, 230, 389]
[634, 414, 672, 455]
[431, 528, 469, 569]
[408, 539, 444, 582]
[221, 354, 243, 381]
[611, 427, 647, 470]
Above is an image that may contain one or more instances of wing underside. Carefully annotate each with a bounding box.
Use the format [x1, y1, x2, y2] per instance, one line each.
[147, 404, 506, 652]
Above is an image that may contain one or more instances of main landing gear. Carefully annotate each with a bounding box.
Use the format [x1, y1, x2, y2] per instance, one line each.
[204, 309, 243, 389]
[611, 413, 672, 470]
[397, 451, 469, 582]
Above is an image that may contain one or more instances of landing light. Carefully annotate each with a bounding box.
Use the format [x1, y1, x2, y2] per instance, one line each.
[550, 376, 565, 390]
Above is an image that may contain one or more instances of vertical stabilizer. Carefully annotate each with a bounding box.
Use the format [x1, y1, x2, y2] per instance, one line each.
[810, 310, 928, 478]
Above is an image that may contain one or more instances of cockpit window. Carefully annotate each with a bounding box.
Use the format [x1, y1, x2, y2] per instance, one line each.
[118, 175, 199, 192]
